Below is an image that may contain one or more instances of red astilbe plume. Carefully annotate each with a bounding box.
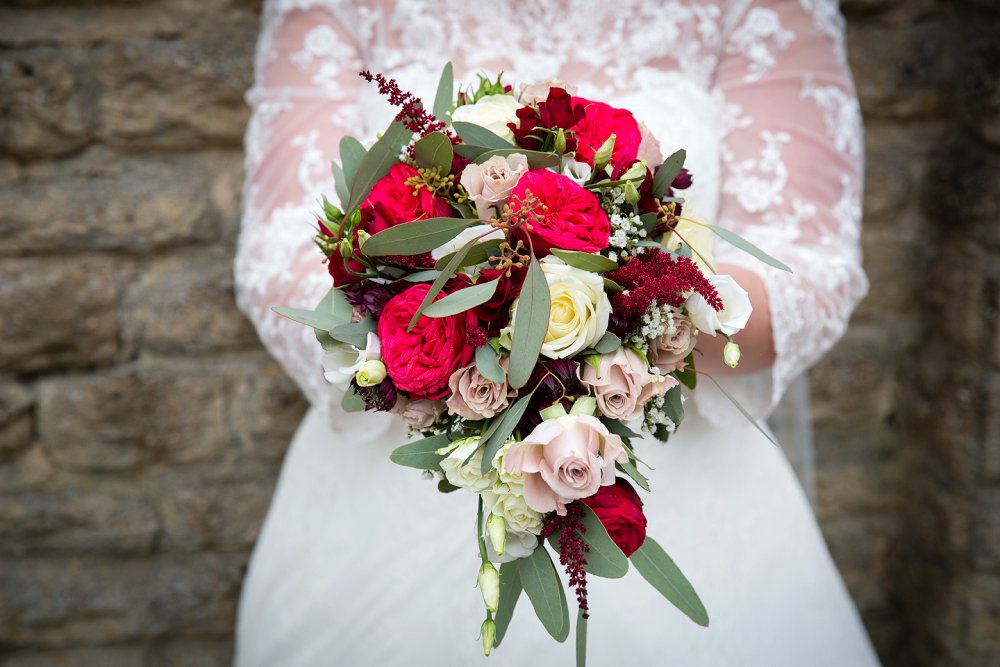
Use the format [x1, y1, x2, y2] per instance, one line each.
[607, 248, 723, 336]
[541, 502, 591, 618]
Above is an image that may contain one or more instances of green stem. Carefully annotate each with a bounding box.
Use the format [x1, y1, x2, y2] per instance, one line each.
[476, 496, 489, 563]
[576, 608, 588, 667]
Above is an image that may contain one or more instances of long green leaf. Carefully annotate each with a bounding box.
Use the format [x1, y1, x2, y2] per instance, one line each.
[630, 537, 709, 627]
[329, 317, 375, 348]
[388, 434, 451, 470]
[362, 217, 471, 256]
[479, 393, 533, 474]
[401, 269, 442, 282]
[616, 460, 650, 491]
[423, 278, 499, 318]
[706, 375, 778, 446]
[548, 503, 629, 578]
[475, 344, 506, 384]
[413, 131, 454, 173]
[434, 239, 502, 269]
[700, 223, 792, 272]
[432, 62, 454, 121]
[453, 121, 514, 149]
[508, 256, 550, 389]
[652, 149, 686, 199]
[407, 238, 474, 330]
[345, 121, 412, 214]
[550, 249, 620, 274]
[494, 561, 522, 647]
[330, 160, 349, 208]
[339, 136, 366, 188]
[518, 545, 570, 642]
[474, 148, 560, 170]
[272, 306, 340, 332]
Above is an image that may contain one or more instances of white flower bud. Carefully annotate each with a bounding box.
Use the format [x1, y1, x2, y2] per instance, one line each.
[354, 359, 387, 386]
[481, 619, 496, 656]
[478, 562, 500, 613]
[486, 513, 507, 556]
[593, 134, 616, 171]
[724, 341, 741, 368]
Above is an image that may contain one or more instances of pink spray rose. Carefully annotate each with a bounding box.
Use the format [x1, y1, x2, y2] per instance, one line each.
[582, 348, 677, 421]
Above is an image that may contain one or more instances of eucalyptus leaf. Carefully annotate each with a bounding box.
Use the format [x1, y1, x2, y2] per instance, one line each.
[388, 434, 451, 470]
[453, 144, 491, 160]
[548, 504, 628, 579]
[345, 121, 412, 214]
[603, 278, 623, 293]
[341, 385, 367, 413]
[675, 353, 697, 390]
[594, 331, 622, 354]
[362, 217, 471, 256]
[413, 132, 454, 173]
[330, 160, 350, 208]
[423, 278, 499, 318]
[475, 148, 561, 170]
[508, 256, 550, 390]
[707, 375, 779, 446]
[407, 238, 474, 330]
[639, 212, 659, 235]
[476, 344, 506, 384]
[599, 416, 640, 440]
[401, 269, 442, 282]
[479, 393, 533, 474]
[329, 317, 375, 348]
[437, 479, 460, 494]
[453, 121, 515, 149]
[272, 306, 341, 332]
[494, 561, 522, 647]
[663, 384, 685, 425]
[701, 223, 792, 272]
[630, 537, 709, 627]
[339, 135, 367, 188]
[518, 545, 571, 642]
[617, 460, 650, 492]
[434, 239, 502, 269]
[652, 149, 686, 199]
[432, 61, 454, 121]
[550, 249, 620, 274]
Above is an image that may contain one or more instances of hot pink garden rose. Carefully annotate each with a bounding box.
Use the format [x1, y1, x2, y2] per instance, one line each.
[504, 413, 628, 515]
[570, 97, 642, 171]
[377, 284, 477, 400]
[509, 169, 611, 256]
[362, 163, 452, 234]
[582, 348, 677, 421]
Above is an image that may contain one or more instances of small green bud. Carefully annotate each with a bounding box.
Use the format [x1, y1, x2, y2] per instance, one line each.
[724, 341, 741, 368]
[356, 229, 371, 247]
[339, 238, 353, 259]
[554, 128, 567, 153]
[620, 159, 647, 182]
[481, 619, 496, 656]
[355, 360, 387, 387]
[623, 180, 640, 205]
[593, 133, 616, 171]
[348, 208, 362, 226]
[478, 562, 500, 613]
[486, 514, 507, 556]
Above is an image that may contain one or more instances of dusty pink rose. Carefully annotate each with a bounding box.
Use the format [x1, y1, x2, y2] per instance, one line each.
[445, 362, 517, 420]
[391, 397, 444, 428]
[504, 414, 628, 515]
[460, 154, 529, 219]
[648, 314, 698, 373]
[582, 348, 676, 421]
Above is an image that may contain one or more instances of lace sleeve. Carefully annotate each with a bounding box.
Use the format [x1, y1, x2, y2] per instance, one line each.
[235, 1, 371, 419]
[703, 0, 868, 421]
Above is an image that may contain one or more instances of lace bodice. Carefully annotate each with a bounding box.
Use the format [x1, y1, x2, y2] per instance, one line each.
[235, 0, 867, 430]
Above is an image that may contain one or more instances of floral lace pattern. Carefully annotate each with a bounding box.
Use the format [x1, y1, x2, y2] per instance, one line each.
[235, 0, 867, 430]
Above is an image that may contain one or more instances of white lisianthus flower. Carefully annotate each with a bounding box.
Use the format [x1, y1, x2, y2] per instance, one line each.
[482, 482, 544, 536]
[436, 437, 494, 492]
[486, 528, 539, 563]
[560, 157, 592, 185]
[502, 257, 611, 359]
[451, 94, 520, 142]
[685, 274, 753, 336]
[322, 332, 380, 388]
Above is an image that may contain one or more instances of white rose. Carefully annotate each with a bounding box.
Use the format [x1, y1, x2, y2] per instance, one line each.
[459, 153, 530, 220]
[482, 482, 544, 535]
[486, 528, 539, 563]
[431, 224, 505, 260]
[451, 94, 520, 142]
[322, 332, 380, 388]
[685, 274, 753, 336]
[502, 258, 611, 359]
[437, 437, 494, 492]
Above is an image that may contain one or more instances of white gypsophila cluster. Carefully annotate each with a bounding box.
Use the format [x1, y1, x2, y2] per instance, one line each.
[643, 393, 678, 436]
[599, 187, 646, 262]
[625, 302, 676, 352]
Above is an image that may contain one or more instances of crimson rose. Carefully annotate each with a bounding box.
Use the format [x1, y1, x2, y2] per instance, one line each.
[377, 283, 477, 400]
[509, 169, 610, 256]
[571, 97, 642, 171]
[361, 163, 452, 234]
[582, 478, 647, 556]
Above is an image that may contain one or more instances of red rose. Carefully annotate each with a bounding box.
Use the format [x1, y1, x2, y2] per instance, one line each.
[361, 163, 452, 234]
[509, 169, 610, 256]
[377, 283, 477, 400]
[582, 478, 647, 557]
[473, 265, 526, 328]
[571, 97, 642, 171]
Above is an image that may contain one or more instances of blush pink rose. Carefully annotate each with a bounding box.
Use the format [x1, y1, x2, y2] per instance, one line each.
[570, 97, 642, 171]
[582, 348, 677, 421]
[377, 284, 477, 400]
[446, 361, 517, 420]
[390, 396, 445, 428]
[509, 169, 611, 256]
[504, 414, 628, 515]
[648, 314, 698, 373]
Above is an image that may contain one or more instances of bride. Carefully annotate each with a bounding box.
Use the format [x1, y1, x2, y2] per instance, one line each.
[234, 1, 880, 664]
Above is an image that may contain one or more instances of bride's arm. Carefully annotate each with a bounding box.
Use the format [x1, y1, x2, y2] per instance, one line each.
[701, 0, 867, 416]
[235, 4, 367, 414]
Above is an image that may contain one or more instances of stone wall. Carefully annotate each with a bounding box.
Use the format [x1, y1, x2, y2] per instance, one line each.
[0, 1, 996, 665]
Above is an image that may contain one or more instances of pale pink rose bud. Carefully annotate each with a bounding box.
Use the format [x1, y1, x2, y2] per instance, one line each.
[391, 397, 444, 429]
[445, 362, 516, 420]
[649, 313, 698, 373]
[582, 348, 677, 421]
[459, 153, 529, 220]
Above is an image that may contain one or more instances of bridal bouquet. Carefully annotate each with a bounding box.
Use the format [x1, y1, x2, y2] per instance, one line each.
[276, 64, 789, 663]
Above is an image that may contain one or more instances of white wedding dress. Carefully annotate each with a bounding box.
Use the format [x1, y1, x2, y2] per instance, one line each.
[234, 1, 880, 664]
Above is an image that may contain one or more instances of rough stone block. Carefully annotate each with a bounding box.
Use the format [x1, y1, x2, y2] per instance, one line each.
[0, 645, 144, 667]
[159, 479, 272, 552]
[145, 638, 233, 667]
[0, 381, 33, 460]
[230, 357, 306, 462]
[0, 257, 125, 375]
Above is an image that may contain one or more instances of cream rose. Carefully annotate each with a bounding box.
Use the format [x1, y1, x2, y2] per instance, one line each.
[518, 79, 578, 105]
[445, 362, 516, 420]
[686, 274, 753, 336]
[482, 482, 544, 535]
[436, 436, 494, 492]
[451, 94, 520, 142]
[649, 311, 698, 373]
[391, 397, 444, 429]
[501, 258, 611, 359]
[582, 348, 677, 421]
[459, 153, 529, 219]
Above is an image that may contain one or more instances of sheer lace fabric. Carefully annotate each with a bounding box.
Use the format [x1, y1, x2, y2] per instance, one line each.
[235, 0, 867, 430]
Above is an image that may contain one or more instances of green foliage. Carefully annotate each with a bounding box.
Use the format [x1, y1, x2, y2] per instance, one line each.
[630, 537, 709, 627]
[652, 149, 687, 199]
[362, 217, 470, 257]
[518, 545, 570, 642]
[389, 434, 452, 470]
[507, 256, 550, 389]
